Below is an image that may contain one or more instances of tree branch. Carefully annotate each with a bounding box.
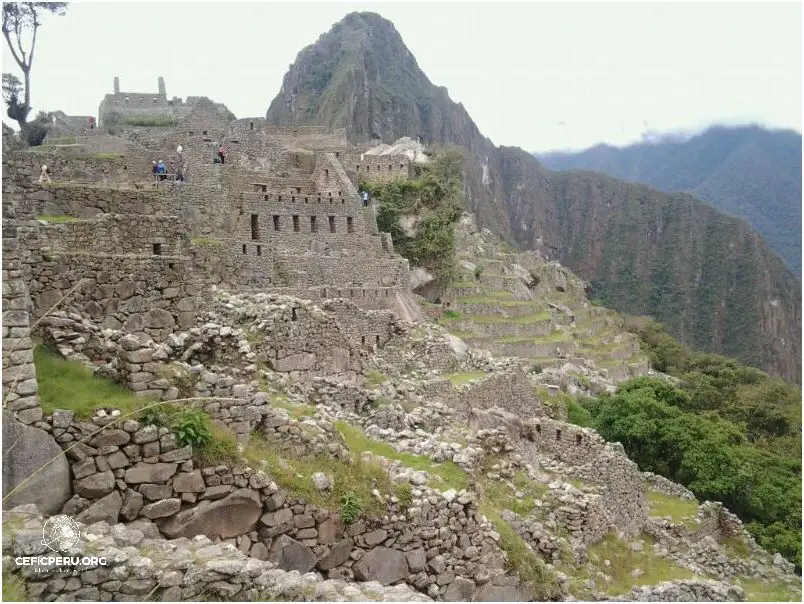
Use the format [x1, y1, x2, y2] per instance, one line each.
[1, 25, 24, 70]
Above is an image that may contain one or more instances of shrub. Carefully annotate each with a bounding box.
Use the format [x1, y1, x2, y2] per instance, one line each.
[530, 361, 543, 374]
[340, 491, 363, 524]
[172, 408, 213, 448]
[474, 265, 484, 280]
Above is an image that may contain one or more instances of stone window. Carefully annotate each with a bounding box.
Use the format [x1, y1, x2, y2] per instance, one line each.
[256, 245, 262, 256]
[324, 169, 329, 177]
[535, 424, 541, 433]
[242, 244, 247, 254]
[375, 335, 380, 345]
[278, 195, 282, 202]
[203, 130, 208, 135]
[361, 336, 366, 345]
[264, 195, 269, 201]
[356, 165, 360, 172]
[188, 131, 194, 135]
[317, 197, 321, 203]
[347, 217, 354, 233]
[576, 434, 582, 445]
[388, 164, 392, 171]
[556, 429, 562, 441]
[273, 215, 280, 231]
[296, 187, 301, 194]
[152, 243, 162, 255]
[168, 262, 175, 269]
[328, 216, 336, 233]
[310, 216, 317, 233]
[335, 152, 340, 158]
[251, 214, 260, 240]
[400, 164, 404, 169]
[249, 122, 254, 130]
[293, 215, 300, 232]
[304, 197, 308, 203]
[261, 185, 267, 193]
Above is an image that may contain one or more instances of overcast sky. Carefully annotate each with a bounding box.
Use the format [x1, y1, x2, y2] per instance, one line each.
[2, 1, 801, 151]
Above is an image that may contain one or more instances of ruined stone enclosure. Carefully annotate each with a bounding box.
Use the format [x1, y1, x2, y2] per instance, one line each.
[3, 101, 419, 357]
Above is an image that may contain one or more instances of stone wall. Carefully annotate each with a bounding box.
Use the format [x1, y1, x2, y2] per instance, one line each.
[15, 183, 165, 220]
[2, 222, 39, 425]
[353, 155, 412, 182]
[39, 214, 188, 257]
[5, 506, 431, 603]
[521, 419, 648, 540]
[29, 405, 515, 601]
[3, 150, 151, 189]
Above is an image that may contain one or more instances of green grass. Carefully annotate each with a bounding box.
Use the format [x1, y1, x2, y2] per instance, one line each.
[736, 576, 801, 602]
[191, 238, 223, 246]
[495, 330, 571, 344]
[243, 431, 404, 520]
[483, 470, 548, 516]
[445, 371, 489, 387]
[36, 214, 82, 223]
[469, 311, 550, 325]
[121, 117, 178, 127]
[269, 395, 316, 419]
[581, 533, 695, 596]
[567, 400, 595, 427]
[456, 294, 535, 306]
[480, 505, 561, 600]
[194, 422, 240, 467]
[336, 422, 468, 491]
[445, 329, 477, 340]
[646, 489, 699, 527]
[2, 569, 27, 602]
[449, 281, 477, 288]
[35, 345, 153, 419]
[43, 136, 77, 146]
[363, 370, 389, 388]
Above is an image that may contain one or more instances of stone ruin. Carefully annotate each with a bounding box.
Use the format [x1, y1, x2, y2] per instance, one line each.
[1, 87, 800, 602]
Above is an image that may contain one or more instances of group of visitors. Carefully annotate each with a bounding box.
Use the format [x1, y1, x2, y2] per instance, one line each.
[151, 159, 185, 183]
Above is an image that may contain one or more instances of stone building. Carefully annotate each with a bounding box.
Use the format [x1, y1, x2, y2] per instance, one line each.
[97, 77, 229, 127]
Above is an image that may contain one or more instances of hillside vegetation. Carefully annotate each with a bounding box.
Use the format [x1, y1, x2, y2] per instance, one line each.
[576, 318, 803, 568]
[265, 11, 801, 383]
[361, 148, 464, 283]
[538, 126, 803, 276]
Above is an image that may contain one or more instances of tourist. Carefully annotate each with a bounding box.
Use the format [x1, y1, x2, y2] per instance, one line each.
[39, 164, 51, 183]
[157, 160, 167, 181]
[218, 145, 226, 165]
[362, 190, 370, 207]
[152, 161, 158, 180]
[176, 165, 185, 183]
[176, 144, 183, 164]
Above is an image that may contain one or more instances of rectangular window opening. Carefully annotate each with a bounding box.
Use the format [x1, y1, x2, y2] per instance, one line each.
[242, 244, 247, 254]
[256, 245, 262, 256]
[293, 215, 300, 232]
[251, 214, 259, 240]
[310, 216, 317, 233]
[347, 217, 354, 233]
[272, 215, 280, 231]
[152, 243, 162, 255]
[328, 216, 336, 233]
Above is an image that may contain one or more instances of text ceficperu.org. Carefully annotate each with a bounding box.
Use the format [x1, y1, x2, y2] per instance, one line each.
[15, 556, 108, 566]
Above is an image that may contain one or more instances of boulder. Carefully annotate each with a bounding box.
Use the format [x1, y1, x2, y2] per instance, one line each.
[352, 546, 409, 586]
[74, 470, 116, 499]
[125, 462, 177, 484]
[2, 410, 71, 514]
[473, 584, 527, 601]
[159, 488, 261, 539]
[76, 491, 122, 525]
[444, 576, 476, 601]
[269, 535, 317, 573]
[317, 538, 352, 570]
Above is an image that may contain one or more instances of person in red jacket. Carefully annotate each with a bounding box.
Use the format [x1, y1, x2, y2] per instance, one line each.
[217, 145, 225, 165]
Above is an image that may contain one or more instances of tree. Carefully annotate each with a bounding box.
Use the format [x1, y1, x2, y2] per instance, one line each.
[2, 2, 67, 132]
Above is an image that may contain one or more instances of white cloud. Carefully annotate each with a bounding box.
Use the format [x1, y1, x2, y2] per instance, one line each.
[2, 2, 800, 152]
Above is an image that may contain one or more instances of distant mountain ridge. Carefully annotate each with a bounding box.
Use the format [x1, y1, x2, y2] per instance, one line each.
[265, 11, 801, 383]
[537, 125, 803, 276]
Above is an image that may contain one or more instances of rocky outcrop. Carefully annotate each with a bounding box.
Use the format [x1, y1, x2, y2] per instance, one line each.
[1, 410, 70, 514]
